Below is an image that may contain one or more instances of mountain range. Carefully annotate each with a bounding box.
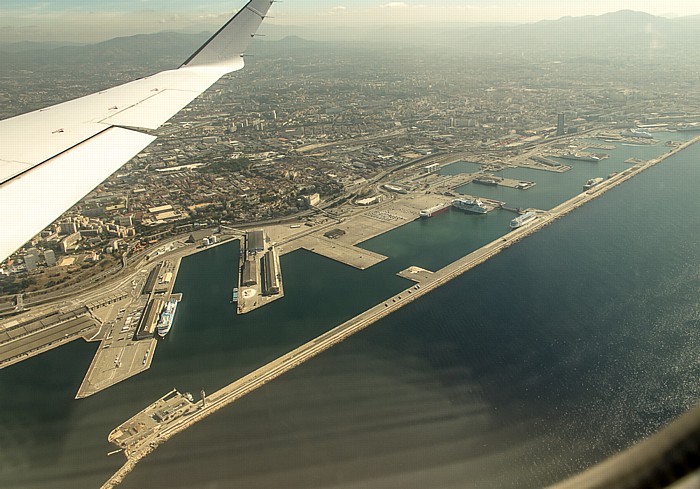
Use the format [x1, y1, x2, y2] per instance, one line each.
[1, 10, 699, 70]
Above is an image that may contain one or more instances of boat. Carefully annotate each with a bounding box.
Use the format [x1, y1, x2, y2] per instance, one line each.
[621, 129, 653, 139]
[232, 287, 239, 303]
[157, 299, 178, 338]
[559, 153, 604, 162]
[583, 177, 604, 190]
[452, 198, 488, 214]
[419, 202, 451, 218]
[473, 177, 499, 186]
[677, 124, 700, 132]
[510, 211, 538, 229]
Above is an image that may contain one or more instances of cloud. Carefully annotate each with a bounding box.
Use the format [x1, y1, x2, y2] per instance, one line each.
[381, 2, 410, 8]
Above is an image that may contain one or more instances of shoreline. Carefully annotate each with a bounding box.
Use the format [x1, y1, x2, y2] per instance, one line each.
[100, 134, 700, 488]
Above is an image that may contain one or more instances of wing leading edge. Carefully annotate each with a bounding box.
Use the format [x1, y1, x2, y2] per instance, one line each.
[0, 0, 274, 262]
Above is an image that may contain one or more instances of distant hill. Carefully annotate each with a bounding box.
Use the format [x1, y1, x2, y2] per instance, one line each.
[0, 32, 210, 72]
[2, 10, 700, 71]
[0, 41, 84, 53]
[265, 10, 700, 57]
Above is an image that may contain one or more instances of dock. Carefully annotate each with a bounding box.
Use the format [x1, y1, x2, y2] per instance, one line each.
[75, 257, 184, 399]
[397, 266, 434, 283]
[293, 236, 387, 270]
[0, 307, 99, 368]
[236, 230, 285, 314]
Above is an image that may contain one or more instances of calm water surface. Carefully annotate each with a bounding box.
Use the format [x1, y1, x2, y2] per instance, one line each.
[1, 134, 698, 488]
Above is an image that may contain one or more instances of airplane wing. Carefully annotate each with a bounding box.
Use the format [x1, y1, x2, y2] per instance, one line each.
[0, 0, 274, 262]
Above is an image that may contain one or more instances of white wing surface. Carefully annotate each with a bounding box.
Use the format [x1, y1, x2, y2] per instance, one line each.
[0, 0, 274, 262]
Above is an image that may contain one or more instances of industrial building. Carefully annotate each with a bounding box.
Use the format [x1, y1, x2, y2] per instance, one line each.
[241, 257, 259, 286]
[261, 248, 280, 296]
[247, 230, 265, 255]
[423, 163, 440, 174]
[142, 262, 163, 296]
[135, 298, 164, 340]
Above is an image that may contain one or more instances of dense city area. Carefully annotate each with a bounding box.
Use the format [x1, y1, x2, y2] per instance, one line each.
[2, 22, 700, 298]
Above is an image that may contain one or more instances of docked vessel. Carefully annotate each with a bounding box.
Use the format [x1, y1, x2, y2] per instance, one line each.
[677, 124, 700, 132]
[510, 211, 538, 229]
[419, 202, 451, 218]
[621, 129, 653, 139]
[559, 153, 605, 163]
[232, 287, 239, 303]
[583, 177, 604, 190]
[157, 299, 178, 338]
[452, 198, 488, 214]
[473, 177, 499, 186]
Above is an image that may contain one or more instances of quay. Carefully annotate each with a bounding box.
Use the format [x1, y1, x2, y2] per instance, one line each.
[236, 230, 284, 314]
[100, 134, 700, 488]
[0, 307, 100, 368]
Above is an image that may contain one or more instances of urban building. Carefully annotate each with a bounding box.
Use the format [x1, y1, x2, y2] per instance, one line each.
[557, 113, 566, 136]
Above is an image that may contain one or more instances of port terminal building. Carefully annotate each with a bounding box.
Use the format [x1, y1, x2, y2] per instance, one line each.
[239, 230, 282, 302]
[136, 298, 164, 340]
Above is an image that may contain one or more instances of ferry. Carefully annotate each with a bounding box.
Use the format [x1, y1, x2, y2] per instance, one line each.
[510, 211, 538, 229]
[419, 202, 451, 218]
[452, 198, 487, 214]
[473, 177, 499, 186]
[621, 129, 653, 139]
[583, 177, 604, 190]
[559, 153, 604, 162]
[157, 299, 179, 338]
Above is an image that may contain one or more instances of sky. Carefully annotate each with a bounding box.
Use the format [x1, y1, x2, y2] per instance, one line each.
[2, 1, 700, 43]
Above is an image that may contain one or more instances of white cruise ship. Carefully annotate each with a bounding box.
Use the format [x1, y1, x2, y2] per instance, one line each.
[452, 198, 487, 214]
[157, 300, 178, 338]
[510, 211, 538, 229]
[583, 177, 604, 190]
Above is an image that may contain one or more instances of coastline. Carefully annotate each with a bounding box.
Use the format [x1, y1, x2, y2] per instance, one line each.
[100, 134, 700, 488]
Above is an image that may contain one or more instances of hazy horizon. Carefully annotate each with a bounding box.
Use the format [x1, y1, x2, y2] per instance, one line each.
[3, 1, 700, 43]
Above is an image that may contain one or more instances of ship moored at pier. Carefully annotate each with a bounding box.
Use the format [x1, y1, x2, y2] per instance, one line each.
[559, 153, 607, 163]
[452, 198, 488, 214]
[419, 202, 451, 218]
[583, 177, 604, 190]
[157, 299, 179, 338]
[510, 211, 538, 229]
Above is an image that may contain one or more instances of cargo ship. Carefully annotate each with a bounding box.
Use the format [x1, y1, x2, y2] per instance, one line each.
[157, 299, 178, 338]
[452, 198, 487, 214]
[584, 177, 604, 190]
[419, 202, 451, 218]
[510, 211, 538, 229]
